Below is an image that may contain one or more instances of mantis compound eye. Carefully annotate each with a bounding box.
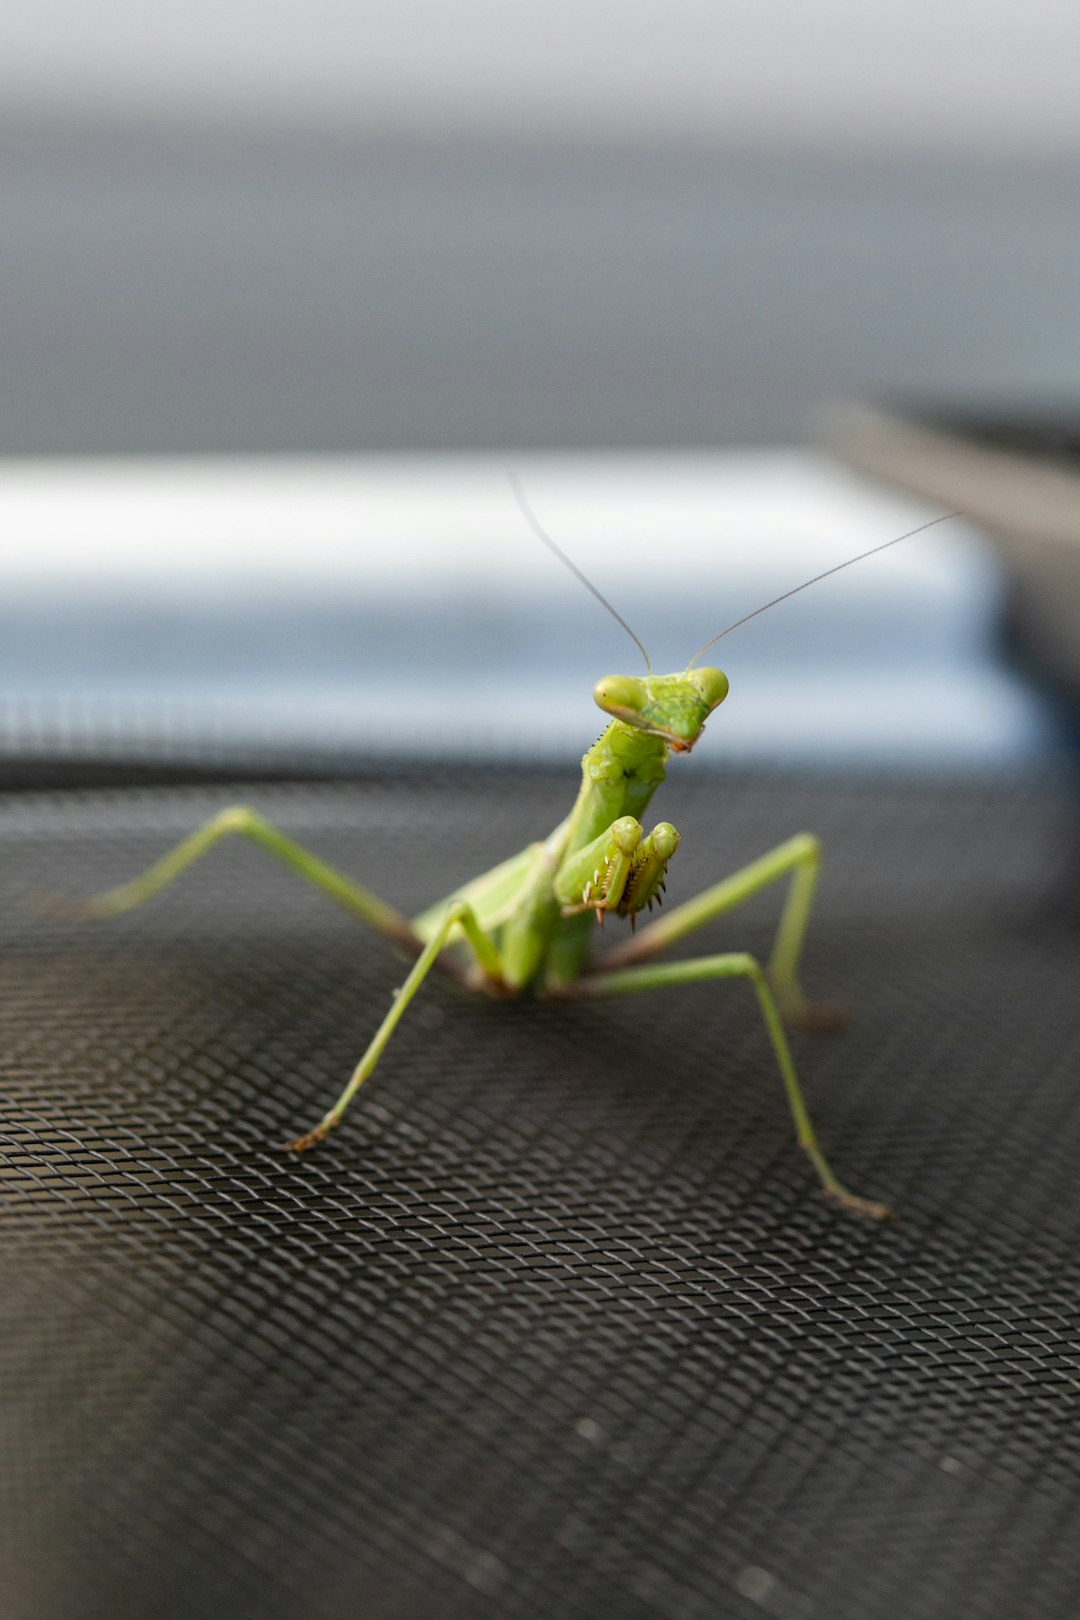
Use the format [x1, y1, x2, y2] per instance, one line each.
[594, 675, 648, 720]
[691, 667, 730, 713]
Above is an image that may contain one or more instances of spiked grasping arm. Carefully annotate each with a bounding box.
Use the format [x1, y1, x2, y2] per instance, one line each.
[554, 816, 681, 926]
[554, 817, 642, 914]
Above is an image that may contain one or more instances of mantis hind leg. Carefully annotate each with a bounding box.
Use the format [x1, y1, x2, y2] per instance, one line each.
[54, 805, 425, 956]
[55, 807, 507, 1146]
[596, 832, 847, 1031]
[569, 950, 891, 1221]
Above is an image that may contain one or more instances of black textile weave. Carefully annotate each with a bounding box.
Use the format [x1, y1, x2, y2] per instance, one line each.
[2, 766, 1080, 1620]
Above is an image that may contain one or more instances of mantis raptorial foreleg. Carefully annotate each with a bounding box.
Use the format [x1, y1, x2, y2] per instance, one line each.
[554, 815, 680, 921]
[594, 833, 845, 1029]
[568, 950, 890, 1220]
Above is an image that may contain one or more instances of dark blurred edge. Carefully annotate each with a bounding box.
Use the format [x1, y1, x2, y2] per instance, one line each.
[0, 755, 350, 793]
[826, 400, 1080, 727]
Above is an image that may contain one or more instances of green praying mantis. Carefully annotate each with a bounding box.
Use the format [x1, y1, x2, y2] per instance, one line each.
[64, 484, 958, 1220]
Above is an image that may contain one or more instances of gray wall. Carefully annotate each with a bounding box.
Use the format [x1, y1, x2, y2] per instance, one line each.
[5, 123, 1080, 454]
[4, 1, 1080, 454]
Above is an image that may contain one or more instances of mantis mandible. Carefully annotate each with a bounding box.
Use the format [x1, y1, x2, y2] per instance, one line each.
[65, 487, 958, 1220]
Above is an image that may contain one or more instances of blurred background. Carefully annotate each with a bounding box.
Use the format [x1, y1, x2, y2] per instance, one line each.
[10, 17, 1080, 1620]
[2, 0, 1079, 770]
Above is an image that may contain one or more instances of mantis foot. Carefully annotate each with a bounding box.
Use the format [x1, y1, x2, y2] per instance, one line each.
[826, 1185, 894, 1222]
[30, 891, 117, 922]
[286, 1121, 335, 1153]
[775, 989, 853, 1035]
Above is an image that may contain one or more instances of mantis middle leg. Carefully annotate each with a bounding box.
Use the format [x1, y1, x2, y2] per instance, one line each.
[569, 950, 890, 1220]
[595, 833, 843, 1029]
[289, 897, 503, 1150]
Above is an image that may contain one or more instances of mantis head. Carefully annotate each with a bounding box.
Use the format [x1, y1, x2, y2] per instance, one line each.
[593, 668, 729, 753]
[511, 471, 960, 755]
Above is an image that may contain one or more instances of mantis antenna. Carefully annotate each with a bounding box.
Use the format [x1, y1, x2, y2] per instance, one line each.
[684, 510, 962, 668]
[509, 473, 653, 673]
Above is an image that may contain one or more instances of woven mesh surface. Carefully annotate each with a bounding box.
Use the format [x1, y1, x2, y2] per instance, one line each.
[3, 766, 1080, 1620]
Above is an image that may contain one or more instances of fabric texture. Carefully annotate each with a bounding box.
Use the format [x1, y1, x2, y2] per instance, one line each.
[2, 767, 1079, 1620]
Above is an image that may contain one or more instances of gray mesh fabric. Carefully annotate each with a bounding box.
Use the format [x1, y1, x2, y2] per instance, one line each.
[3, 767, 1080, 1620]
